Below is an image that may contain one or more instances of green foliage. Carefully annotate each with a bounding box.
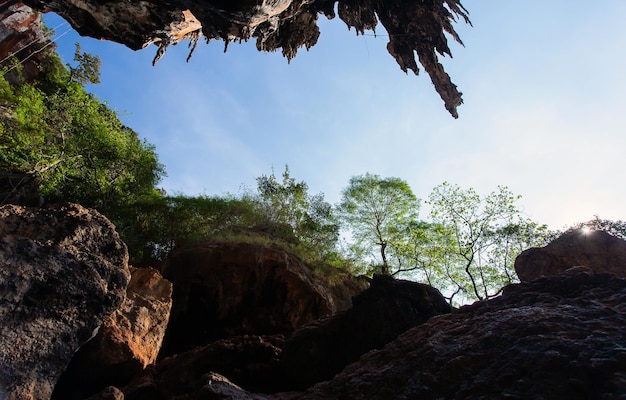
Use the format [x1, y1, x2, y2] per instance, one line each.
[338, 173, 420, 275]
[427, 182, 553, 304]
[67, 43, 101, 85]
[566, 216, 626, 240]
[1, 46, 165, 264]
[0, 69, 164, 215]
[253, 165, 340, 260]
[116, 192, 266, 265]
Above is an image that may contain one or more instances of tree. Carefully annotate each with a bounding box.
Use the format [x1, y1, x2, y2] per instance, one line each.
[254, 165, 340, 259]
[338, 173, 420, 275]
[427, 182, 553, 304]
[566, 216, 626, 240]
[67, 43, 101, 85]
[0, 52, 165, 221]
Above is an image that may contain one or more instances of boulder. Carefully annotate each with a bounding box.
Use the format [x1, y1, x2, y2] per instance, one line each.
[52, 266, 173, 399]
[515, 229, 626, 282]
[0, 203, 130, 400]
[119, 335, 284, 399]
[159, 242, 366, 356]
[280, 274, 451, 389]
[294, 272, 626, 399]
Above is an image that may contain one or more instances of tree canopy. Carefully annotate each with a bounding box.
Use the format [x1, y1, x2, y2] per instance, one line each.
[427, 182, 554, 303]
[338, 173, 420, 275]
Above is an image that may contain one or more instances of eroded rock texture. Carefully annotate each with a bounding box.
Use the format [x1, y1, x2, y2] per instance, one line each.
[0, 0, 52, 83]
[280, 274, 451, 389]
[515, 229, 626, 282]
[21, 0, 470, 117]
[0, 203, 130, 400]
[295, 272, 626, 400]
[52, 266, 173, 400]
[118, 335, 284, 399]
[159, 242, 366, 356]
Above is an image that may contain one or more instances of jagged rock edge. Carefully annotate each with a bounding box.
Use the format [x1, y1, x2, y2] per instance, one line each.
[23, 0, 470, 117]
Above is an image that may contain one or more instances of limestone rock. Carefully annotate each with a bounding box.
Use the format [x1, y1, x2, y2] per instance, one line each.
[0, 0, 52, 84]
[159, 242, 365, 356]
[120, 335, 283, 399]
[0, 203, 130, 400]
[52, 266, 173, 399]
[280, 274, 451, 389]
[515, 229, 626, 282]
[294, 273, 626, 399]
[21, 0, 469, 117]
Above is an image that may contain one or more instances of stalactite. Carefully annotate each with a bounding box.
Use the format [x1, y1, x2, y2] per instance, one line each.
[23, 0, 470, 117]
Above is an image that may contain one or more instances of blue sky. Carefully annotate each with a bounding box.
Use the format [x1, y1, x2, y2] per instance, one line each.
[43, 1, 626, 230]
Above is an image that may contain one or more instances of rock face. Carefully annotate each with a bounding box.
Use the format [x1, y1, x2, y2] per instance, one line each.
[52, 266, 173, 400]
[159, 242, 366, 356]
[280, 274, 451, 389]
[0, 203, 130, 400]
[0, 0, 52, 83]
[515, 229, 626, 282]
[296, 272, 626, 400]
[118, 335, 284, 399]
[21, 0, 469, 117]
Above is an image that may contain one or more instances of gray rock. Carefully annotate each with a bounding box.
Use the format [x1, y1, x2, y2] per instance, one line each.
[0, 204, 130, 400]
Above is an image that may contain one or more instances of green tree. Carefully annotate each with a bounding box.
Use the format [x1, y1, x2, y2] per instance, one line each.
[0, 52, 165, 237]
[254, 165, 340, 259]
[566, 216, 626, 240]
[67, 43, 101, 85]
[338, 173, 420, 275]
[427, 182, 552, 304]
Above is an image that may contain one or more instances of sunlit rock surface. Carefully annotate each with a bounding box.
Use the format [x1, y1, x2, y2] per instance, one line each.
[52, 267, 173, 400]
[515, 229, 626, 282]
[21, 0, 470, 117]
[0, 0, 52, 83]
[0, 203, 130, 400]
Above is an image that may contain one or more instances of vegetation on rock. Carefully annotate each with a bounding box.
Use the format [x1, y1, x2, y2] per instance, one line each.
[2, 29, 622, 307]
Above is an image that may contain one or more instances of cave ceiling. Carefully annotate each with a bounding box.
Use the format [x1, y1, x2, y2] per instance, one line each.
[23, 0, 470, 117]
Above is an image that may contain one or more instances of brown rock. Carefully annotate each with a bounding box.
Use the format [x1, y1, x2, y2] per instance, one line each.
[21, 0, 469, 117]
[159, 242, 365, 356]
[52, 266, 173, 399]
[0, 203, 130, 400]
[294, 272, 626, 399]
[515, 229, 626, 282]
[280, 274, 451, 389]
[84, 386, 124, 400]
[120, 335, 283, 399]
[0, 1, 53, 84]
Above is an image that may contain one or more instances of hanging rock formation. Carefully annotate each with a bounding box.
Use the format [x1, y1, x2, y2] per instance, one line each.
[20, 0, 470, 117]
[515, 229, 626, 282]
[0, 203, 130, 400]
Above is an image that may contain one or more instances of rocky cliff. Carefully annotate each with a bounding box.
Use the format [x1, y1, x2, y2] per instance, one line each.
[0, 0, 52, 83]
[2, 205, 626, 399]
[18, 0, 470, 117]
